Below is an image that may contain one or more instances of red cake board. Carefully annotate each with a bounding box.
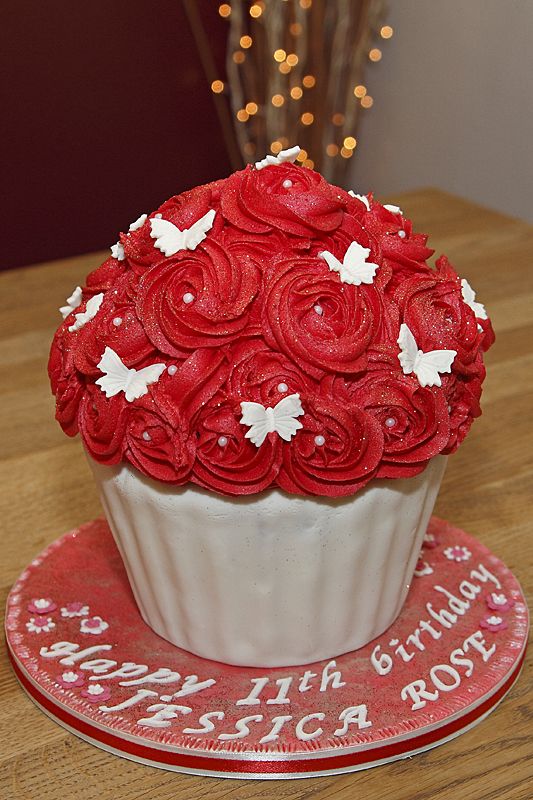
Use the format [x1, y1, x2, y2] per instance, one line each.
[5, 517, 528, 780]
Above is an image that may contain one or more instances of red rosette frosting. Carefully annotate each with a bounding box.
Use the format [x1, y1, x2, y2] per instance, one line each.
[48, 156, 494, 498]
[277, 394, 383, 497]
[221, 163, 344, 236]
[138, 239, 260, 358]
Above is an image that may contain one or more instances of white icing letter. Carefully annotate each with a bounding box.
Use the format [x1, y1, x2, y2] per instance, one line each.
[370, 645, 393, 675]
[259, 715, 293, 744]
[39, 641, 113, 664]
[90, 662, 148, 682]
[469, 564, 501, 589]
[406, 629, 426, 652]
[450, 648, 474, 677]
[120, 667, 181, 686]
[79, 658, 117, 674]
[266, 676, 293, 705]
[334, 705, 372, 736]
[426, 602, 457, 629]
[298, 670, 317, 692]
[434, 585, 470, 615]
[236, 677, 269, 706]
[99, 689, 158, 713]
[394, 643, 415, 662]
[295, 713, 325, 741]
[419, 619, 442, 640]
[463, 630, 496, 662]
[459, 580, 481, 601]
[320, 660, 346, 692]
[401, 680, 440, 710]
[183, 711, 225, 735]
[173, 674, 216, 697]
[218, 715, 263, 741]
[430, 664, 461, 692]
[137, 704, 192, 728]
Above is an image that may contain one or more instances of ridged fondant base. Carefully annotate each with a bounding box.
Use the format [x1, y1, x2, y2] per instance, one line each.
[89, 458, 446, 667]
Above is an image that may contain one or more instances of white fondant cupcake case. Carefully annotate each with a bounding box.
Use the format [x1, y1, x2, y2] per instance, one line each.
[89, 456, 446, 667]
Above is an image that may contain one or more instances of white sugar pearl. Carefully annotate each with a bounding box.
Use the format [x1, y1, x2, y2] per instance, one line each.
[218, 436, 228, 447]
[167, 365, 177, 376]
[183, 292, 195, 304]
[282, 179, 293, 189]
[142, 431, 151, 441]
[398, 230, 406, 238]
[385, 417, 397, 428]
[314, 304, 323, 316]
[277, 382, 288, 393]
[112, 317, 123, 327]
[314, 435, 325, 446]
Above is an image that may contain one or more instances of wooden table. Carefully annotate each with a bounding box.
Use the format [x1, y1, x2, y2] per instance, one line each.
[1, 189, 531, 799]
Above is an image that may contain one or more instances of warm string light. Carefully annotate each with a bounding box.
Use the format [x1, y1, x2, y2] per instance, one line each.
[214, 3, 393, 167]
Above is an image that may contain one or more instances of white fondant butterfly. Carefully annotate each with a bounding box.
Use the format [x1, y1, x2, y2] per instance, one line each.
[397, 324, 456, 388]
[348, 190, 370, 211]
[240, 394, 304, 447]
[383, 203, 403, 215]
[96, 347, 166, 402]
[68, 293, 104, 333]
[319, 241, 379, 286]
[150, 209, 216, 256]
[60, 286, 82, 319]
[110, 242, 125, 261]
[255, 145, 301, 170]
[461, 278, 487, 320]
[128, 213, 147, 232]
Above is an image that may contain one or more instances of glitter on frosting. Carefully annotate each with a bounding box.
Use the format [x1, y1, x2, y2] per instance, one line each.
[49, 159, 494, 497]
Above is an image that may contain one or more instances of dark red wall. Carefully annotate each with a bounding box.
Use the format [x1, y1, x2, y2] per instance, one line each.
[1, 1, 232, 269]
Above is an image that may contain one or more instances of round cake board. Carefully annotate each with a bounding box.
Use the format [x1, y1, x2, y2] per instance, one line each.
[5, 517, 528, 780]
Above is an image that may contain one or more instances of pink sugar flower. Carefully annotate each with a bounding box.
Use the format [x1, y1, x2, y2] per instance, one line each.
[480, 614, 507, 633]
[27, 598, 57, 615]
[80, 616, 109, 635]
[61, 601, 90, 618]
[444, 545, 471, 563]
[56, 670, 85, 689]
[26, 616, 56, 634]
[486, 592, 514, 613]
[81, 683, 112, 703]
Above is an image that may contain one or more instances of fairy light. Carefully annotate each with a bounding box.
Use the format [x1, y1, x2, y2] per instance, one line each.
[250, 3, 262, 18]
[326, 144, 339, 157]
[236, 109, 249, 122]
[343, 136, 357, 150]
[240, 35, 253, 49]
[369, 48, 382, 62]
[272, 94, 285, 107]
[302, 75, 316, 88]
[271, 140, 283, 154]
[218, 3, 231, 18]
[296, 149, 308, 162]
[279, 62, 291, 74]
[286, 53, 299, 67]
[290, 22, 302, 36]
[332, 112, 345, 125]
[245, 101, 258, 115]
[380, 25, 394, 39]
[353, 84, 367, 98]
[233, 51, 245, 64]
[299, 0, 312, 8]
[279, 136, 289, 147]
[211, 80, 224, 94]
[274, 49, 286, 62]
[301, 112, 314, 125]
[340, 147, 353, 159]
[290, 86, 303, 100]
[361, 95, 374, 108]
[303, 159, 314, 168]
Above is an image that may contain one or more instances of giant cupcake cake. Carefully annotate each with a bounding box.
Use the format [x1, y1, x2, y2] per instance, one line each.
[49, 146, 494, 666]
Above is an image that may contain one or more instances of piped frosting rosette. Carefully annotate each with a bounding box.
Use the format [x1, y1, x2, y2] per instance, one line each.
[49, 147, 494, 497]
